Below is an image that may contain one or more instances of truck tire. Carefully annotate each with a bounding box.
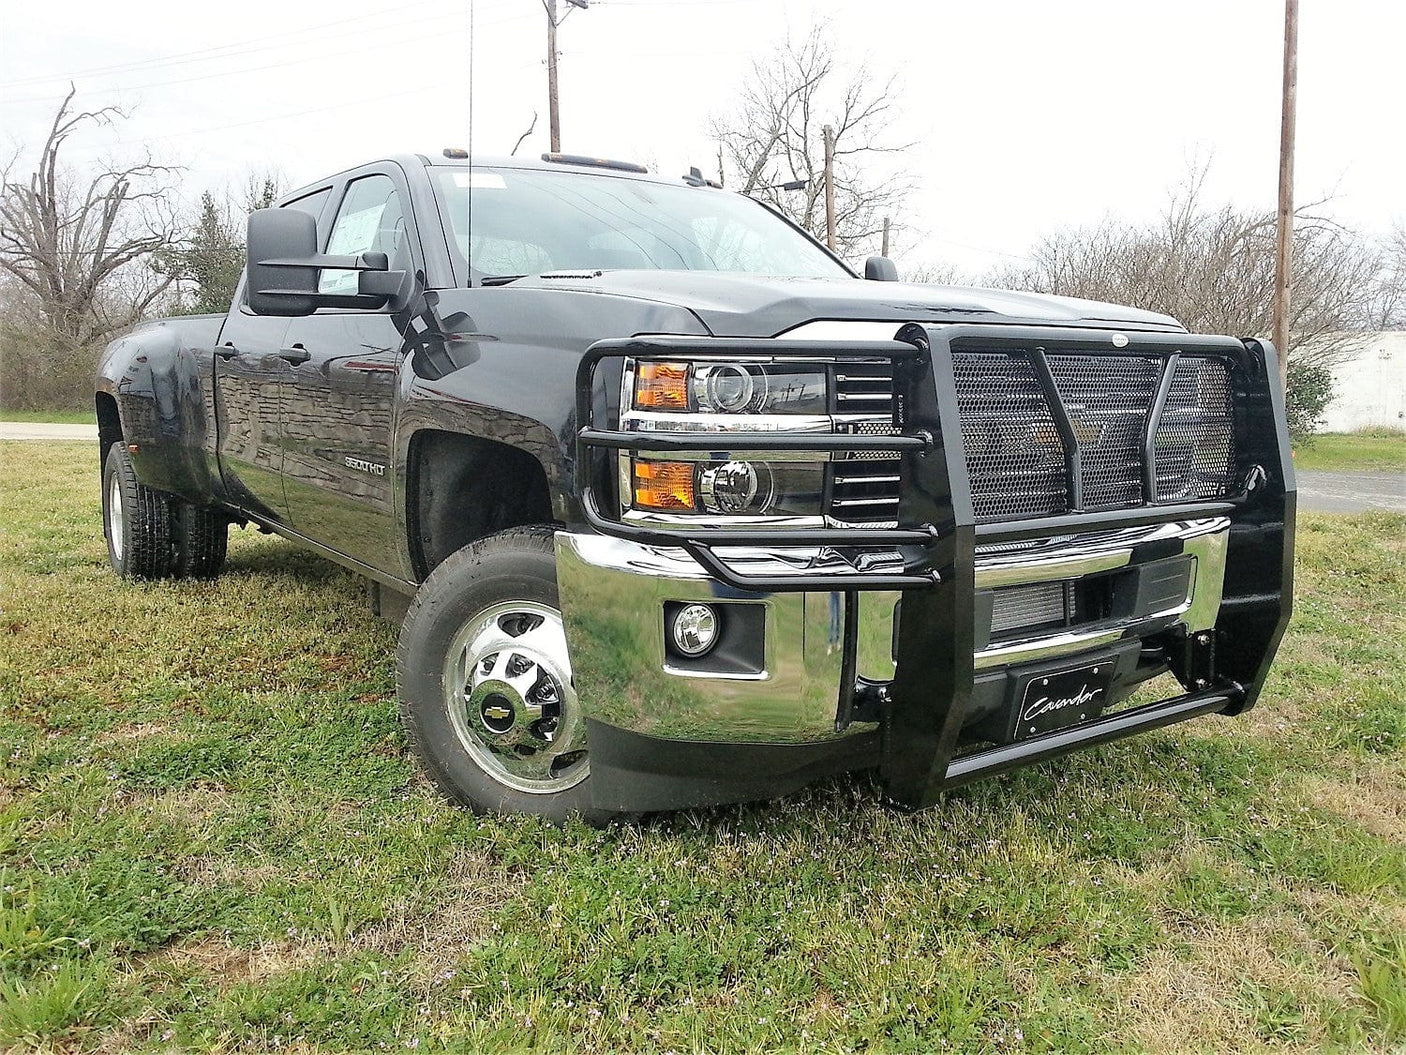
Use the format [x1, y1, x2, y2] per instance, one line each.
[173, 500, 228, 579]
[396, 526, 598, 822]
[102, 441, 174, 580]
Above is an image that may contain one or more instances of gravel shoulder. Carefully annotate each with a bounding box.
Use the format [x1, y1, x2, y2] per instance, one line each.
[1296, 469, 1406, 513]
[0, 422, 99, 440]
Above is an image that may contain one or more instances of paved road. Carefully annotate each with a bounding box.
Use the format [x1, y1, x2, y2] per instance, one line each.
[0, 422, 98, 441]
[1296, 469, 1406, 514]
[2, 422, 1400, 514]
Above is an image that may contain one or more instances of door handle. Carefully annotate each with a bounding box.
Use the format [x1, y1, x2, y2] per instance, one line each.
[278, 344, 311, 365]
[215, 343, 240, 360]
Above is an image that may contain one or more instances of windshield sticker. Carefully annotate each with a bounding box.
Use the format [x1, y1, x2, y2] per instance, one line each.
[453, 171, 507, 189]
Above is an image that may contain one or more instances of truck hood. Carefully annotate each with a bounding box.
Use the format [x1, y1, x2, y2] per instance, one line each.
[509, 271, 1185, 337]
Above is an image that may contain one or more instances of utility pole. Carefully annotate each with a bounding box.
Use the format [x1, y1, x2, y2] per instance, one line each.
[881, 216, 891, 258]
[822, 124, 837, 251]
[544, 0, 589, 154]
[1273, 0, 1299, 390]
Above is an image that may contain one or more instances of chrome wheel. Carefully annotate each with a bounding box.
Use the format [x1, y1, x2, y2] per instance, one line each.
[107, 470, 125, 563]
[443, 600, 587, 794]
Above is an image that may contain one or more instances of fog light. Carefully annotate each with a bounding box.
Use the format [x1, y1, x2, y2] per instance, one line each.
[670, 603, 719, 656]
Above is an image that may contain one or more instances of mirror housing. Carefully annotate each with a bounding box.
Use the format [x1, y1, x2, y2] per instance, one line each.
[245, 210, 411, 316]
[864, 256, 900, 282]
[247, 209, 319, 316]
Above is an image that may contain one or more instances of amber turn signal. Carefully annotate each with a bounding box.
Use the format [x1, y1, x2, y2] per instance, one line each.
[632, 459, 696, 511]
[634, 361, 690, 410]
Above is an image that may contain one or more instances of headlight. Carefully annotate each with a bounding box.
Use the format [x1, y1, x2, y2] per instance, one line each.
[632, 360, 826, 415]
[632, 457, 823, 516]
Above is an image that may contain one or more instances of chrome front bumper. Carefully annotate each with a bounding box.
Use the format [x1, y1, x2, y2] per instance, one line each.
[555, 517, 1231, 745]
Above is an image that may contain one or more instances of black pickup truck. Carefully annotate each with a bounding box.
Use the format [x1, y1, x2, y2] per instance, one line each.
[96, 152, 1295, 820]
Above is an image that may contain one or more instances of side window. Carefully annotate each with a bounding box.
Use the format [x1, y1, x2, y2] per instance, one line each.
[319, 174, 404, 296]
[283, 187, 332, 222]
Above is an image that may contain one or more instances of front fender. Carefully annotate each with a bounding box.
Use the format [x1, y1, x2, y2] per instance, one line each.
[392, 286, 711, 527]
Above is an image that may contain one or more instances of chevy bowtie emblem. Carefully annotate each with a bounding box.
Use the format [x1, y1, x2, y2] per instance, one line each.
[483, 705, 512, 721]
[1070, 417, 1105, 448]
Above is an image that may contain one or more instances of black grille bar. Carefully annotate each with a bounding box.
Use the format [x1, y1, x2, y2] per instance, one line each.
[1029, 347, 1084, 511]
[579, 490, 940, 548]
[974, 496, 1243, 544]
[1142, 352, 1181, 503]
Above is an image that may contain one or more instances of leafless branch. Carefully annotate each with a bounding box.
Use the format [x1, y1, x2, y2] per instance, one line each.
[512, 111, 539, 157]
[710, 24, 911, 261]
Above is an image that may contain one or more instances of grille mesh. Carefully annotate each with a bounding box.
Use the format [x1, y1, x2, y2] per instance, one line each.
[952, 353, 1067, 520]
[822, 349, 1237, 526]
[1154, 358, 1236, 502]
[1046, 355, 1162, 509]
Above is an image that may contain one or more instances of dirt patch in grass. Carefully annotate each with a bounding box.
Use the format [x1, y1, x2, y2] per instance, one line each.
[1304, 767, 1406, 843]
[160, 935, 323, 987]
[174, 855, 286, 891]
[1124, 914, 1365, 1051]
[352, 847, 511, 976]
[93, 721, 173, 746]
[136, 784, 235, 828]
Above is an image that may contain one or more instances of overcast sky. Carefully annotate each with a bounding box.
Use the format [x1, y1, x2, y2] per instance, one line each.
[2, 0, 1400, 273]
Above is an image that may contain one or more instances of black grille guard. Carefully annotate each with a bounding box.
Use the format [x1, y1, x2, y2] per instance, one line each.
[575, 326, 1282, 589]
[575, 324, 1296, 807]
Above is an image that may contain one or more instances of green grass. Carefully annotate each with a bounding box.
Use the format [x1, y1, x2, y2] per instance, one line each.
[0, 409, 97, 425]
[2, 441, 1404, 1052]
[1295, 428, 1406, 472]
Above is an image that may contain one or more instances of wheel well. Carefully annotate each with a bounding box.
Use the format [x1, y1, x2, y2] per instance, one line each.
[96, 393, 121, 467]
[407, 430, 556, 580]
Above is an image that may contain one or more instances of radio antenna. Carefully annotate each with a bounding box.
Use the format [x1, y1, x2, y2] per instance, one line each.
[466, 0, 475, 285]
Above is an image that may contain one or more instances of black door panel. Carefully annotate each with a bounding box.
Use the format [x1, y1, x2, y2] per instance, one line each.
[213, 311, 293, 523]
[279, 313, 401, 572]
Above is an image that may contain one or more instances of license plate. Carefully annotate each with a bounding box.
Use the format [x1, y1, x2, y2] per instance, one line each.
[1015, 661, 1112, 739]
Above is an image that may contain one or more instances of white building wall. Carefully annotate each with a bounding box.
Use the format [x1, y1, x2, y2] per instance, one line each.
[1320, 332, 1406, 433]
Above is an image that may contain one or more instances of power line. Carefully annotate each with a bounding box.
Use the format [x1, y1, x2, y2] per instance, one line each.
[0, 0, 530, 95]
[3, 6, 534, 106]
[0, 1, 442, 88]
[0, 0, 524, 89]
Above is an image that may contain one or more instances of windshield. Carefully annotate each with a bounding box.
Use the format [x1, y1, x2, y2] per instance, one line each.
[432, 166, 850, 283]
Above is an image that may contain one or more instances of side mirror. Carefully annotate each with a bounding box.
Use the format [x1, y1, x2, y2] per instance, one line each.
[246, 211, 411, 316]
[864, 256, 900, 282]
[247, 209, 319, 316]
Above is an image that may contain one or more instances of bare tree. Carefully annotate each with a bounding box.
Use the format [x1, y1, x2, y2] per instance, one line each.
[986, 167, 1381, 368]
[903, 261, 970, 286]
[712, 26, 911, 261]
[1363, 220, 1406, 330]
[0, 87, 180, 409]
